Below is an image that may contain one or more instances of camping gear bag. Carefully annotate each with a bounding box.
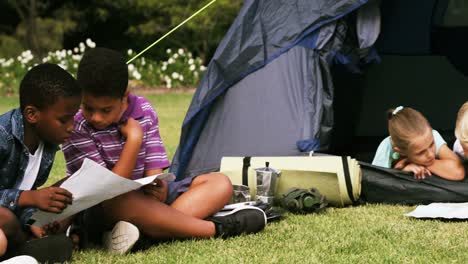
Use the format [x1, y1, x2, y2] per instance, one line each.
[219, 155, 361, 207]
[360, 162, 468, 205]
[281, 187, 328, 214]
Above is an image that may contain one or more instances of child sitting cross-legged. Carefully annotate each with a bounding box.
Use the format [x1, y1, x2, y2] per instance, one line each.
[0, 64, 80, 263]
[372, 106, 465, 180]
[62, 48, 266, 254]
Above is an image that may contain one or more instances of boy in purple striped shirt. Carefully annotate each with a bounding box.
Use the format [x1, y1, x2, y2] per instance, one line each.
[62, 48, 266, 253]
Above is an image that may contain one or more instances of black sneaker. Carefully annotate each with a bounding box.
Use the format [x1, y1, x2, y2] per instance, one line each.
[9, 234, 73, 263]
[208, 206, 267, 238]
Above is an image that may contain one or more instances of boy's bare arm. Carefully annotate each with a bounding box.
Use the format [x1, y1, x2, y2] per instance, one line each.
[112, 117, 143, 179]
[142, 168, 167, 202]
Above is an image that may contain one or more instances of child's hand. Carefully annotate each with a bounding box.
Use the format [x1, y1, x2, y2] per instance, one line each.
[402, 163, 432, 179]
[142, 179, 168, 203]
[30, 225, 45, 238]
[31, 187, 73, 213]
[120, 118, 143, 143]
[43, 217, 73, 235]
[394, 158, 409, 169]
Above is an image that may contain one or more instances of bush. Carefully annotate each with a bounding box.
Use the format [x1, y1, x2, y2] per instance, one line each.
[0, 39, 206, 95]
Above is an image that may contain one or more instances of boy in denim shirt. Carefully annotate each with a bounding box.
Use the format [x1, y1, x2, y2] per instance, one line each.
[0, 64, 81, 262]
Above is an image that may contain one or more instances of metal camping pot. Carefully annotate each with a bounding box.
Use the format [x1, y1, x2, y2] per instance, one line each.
[255, 162, 281, 204]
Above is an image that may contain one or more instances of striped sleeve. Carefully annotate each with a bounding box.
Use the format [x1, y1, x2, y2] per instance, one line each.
[62, 130, 107, 177]
[143, 106, 170, 170]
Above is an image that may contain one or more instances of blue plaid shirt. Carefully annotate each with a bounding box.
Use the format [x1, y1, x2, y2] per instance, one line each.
[0, 109, 59, 212]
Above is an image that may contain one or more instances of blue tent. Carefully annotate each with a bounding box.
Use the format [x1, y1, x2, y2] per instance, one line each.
[171, 0, 468, 180]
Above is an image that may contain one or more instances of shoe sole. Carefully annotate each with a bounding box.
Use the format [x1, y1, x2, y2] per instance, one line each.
[102, 221, 140, 254]
[214, 205, 267, 226]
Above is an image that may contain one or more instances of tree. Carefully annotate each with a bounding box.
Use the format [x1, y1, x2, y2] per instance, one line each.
[9, 0, 40, 55]
[125, 0, 243, 61]
[6, 0, 77, 57]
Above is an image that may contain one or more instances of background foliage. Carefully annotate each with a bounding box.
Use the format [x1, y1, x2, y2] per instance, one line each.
[0, 0, 242, 95]
[0, 0, 242, 61]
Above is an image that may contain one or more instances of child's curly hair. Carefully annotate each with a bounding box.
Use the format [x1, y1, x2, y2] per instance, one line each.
[78, 47, 128, 98]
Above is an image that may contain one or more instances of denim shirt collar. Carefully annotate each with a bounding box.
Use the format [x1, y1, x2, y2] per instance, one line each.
[11, 109, 59, 152]
[11, 109, 25, 143]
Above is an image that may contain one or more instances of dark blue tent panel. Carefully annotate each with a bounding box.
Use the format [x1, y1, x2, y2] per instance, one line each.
[171, 0, 468, 180]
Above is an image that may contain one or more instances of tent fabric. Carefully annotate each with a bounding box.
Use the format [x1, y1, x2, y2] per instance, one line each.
[171, 0, 379, 179]
[376, 0, 438, 55]
[360, 162, 468, 205]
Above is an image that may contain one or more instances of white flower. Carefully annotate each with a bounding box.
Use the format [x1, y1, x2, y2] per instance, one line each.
[132, 71, 141, 80]
[161, 65, 167, 71]
[128, 64, 135, 71]
[73, 63, 78, 68]
[86, 38, 96, 48]
[79, 42, 86, 52]
[173, 53, 179, 59]
[171, 72, 179, 79]
[194, 71, 199, 77]
[67, 50, 72, 56]
[188, 59, 194, 65]
[73, 47, 79, 53]
[178, 48, 184, 55]
[200, 65, 206, 71]
[164, 76, 172, 89]
[179, 75, 184, 81]
[166, 49, 172, 54]
[42, 57, 48, 63]
[189, 64, 196, 71]
[127, 49, 133, 55]
[72, 55, 82, 61]
[168, 58, 175, 64]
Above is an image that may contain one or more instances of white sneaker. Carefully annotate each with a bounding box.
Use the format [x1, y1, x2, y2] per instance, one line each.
[102, 221, 140, 254]
[1, 255, 38, 264]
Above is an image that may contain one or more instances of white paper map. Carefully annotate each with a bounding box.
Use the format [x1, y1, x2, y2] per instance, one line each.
[31, 158, 175, 227]
[404, 202, 468, 219]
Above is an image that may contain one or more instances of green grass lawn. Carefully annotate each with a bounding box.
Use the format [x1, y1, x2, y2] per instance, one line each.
[2, 93, 468, 263]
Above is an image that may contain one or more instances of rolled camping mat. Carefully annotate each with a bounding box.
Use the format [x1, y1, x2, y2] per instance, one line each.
[220, 155, 361, 207]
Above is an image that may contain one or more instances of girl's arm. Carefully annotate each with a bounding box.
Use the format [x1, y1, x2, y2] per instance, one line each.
[427, 145, 465, 181]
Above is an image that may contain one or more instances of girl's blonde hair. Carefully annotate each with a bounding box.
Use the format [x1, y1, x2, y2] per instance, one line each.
[455, 101, 468, 143]
[387, 107, 431, 151]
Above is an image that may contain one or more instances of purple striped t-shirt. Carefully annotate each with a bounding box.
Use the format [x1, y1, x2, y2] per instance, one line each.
[63, 93, 170, 179]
